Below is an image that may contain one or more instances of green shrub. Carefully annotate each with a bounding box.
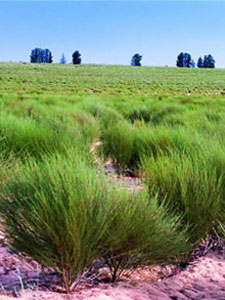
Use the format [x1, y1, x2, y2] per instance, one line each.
[102, 121, 134, 167]
[0, 113, 65, 158]
[102, 190, 191, 282]
[149, 105, 184, 124]
[80, 102, 124, 130]
[128, 108, 151, 123]
[141, 152, 223, 242]
[0, 151, 192, 291]
[30, 105, 100, 152]
[0, 153, 113, 293]
[101, 122, 204, 171]
[0, 154, 20, 191]
[0, 112, 97, 159]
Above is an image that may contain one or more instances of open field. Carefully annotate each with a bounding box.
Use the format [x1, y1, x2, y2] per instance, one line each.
[0, 63, 225, 296]
[1, 62, 225, 95]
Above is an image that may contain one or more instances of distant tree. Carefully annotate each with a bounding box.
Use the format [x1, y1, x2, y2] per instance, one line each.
[203, 55, 215, 68]
[30, 48, 41, 63]
[183, 53, 192, 68]
[176, 52, 192, 68]
[60, 53, 66, 64]
[72, 51, 81, 64]
[43, 49, 53, 63]
[30, 48, 53, 63]
[197, 57, 204, 68]
[49, 51, 53, 63]
[131, 53, 142, 66]
[190, 59, 195, 68]
[176, 52, 184, 67]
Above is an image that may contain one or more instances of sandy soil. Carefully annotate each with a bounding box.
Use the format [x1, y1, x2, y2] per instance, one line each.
[0, 245, 225, 300]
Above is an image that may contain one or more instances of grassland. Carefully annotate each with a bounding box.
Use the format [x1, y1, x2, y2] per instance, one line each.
[0, 62, 225, 292]
[1, 62, 225, 95]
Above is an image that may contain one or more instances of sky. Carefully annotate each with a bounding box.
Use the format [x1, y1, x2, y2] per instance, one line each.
[0, 1, 225, 67]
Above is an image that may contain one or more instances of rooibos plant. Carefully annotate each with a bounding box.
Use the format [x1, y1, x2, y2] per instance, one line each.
[141, 152, 224, 242]
[102, 190, 191, 282]
[0, 153, 113, 293]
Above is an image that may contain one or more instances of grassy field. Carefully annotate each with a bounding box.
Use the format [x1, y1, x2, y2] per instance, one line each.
[0, 62, 225, 292]
[1, 62, 225, 95]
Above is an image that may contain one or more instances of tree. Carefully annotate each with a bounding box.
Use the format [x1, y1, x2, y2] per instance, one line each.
[190, 59, 195, 68]
[197, 57, 204, 68]
[183, 53, 192, 68]
[30, 48, 42, 63]
[203, 55, 215, 68]
[176, 52, 192, 68]
[60, 53, 66, 64]
[131, 53, 142, 66]
[176, 52, 184, 67]
[72, 51, 81, 64]
[49, 51, 53, 64]
[30, 48, 53, 63]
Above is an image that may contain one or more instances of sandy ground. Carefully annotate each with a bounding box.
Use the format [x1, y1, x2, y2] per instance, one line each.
[0, 246, 225, 300]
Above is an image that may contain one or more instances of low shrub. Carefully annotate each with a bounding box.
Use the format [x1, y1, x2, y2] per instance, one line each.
[140, 152, 224, 242]
[0, 153, 113, 293]
[102, 122, 204, 171]
[127, 103, 185, 125]
[102, 191, 191, 282]
[102, 121, 134, 167]
[0, 112, 98, 159]
[0, 154, 20, 191]
[0, 152, 192, 291]
[79, 101, 124, 129]
[128, 108, 151, 123]
[0, 113, 65, 158]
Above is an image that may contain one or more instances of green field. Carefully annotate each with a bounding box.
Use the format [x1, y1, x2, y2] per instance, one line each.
[0, 63, 225, 292]
[1, 62, 225, 95]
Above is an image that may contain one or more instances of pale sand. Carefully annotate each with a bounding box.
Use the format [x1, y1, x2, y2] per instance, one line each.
[0, 250, 225, 299]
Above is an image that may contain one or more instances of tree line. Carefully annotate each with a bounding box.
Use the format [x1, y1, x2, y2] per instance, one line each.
[30, 48, 216, 68]
[30, 48, 82, 64]
[176, 52, 215, 68]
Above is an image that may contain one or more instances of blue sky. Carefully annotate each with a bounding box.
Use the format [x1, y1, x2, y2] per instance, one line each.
[0, 1, 225, 67]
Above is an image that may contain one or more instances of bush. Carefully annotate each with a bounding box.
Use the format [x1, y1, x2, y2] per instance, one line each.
[0, 151, 192, 291]
[0, 111, 99, 160]
[102, 190, 191, 282]
[81, 102, 124, 129]
[0, 154, 20, 191]
[0, 153, 113, 293]
[140, 152, 224, 242]
[127, 103, 185, 125]
[101, 122, 204, 171]
[102, 121, 134, 167]
[128, 108, 151, 123]
[0, 113, 66, 159]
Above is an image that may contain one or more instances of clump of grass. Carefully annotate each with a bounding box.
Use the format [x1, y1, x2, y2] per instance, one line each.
[102, 121, 134, 168]
[79, 101, 124, 129]
[0, 153, 20, 191]
[0, 111, 98, 160]
[0, 153, 113, 293]
[0, 151, 192, 292]
[102, 190, 191, 282]
[128, 108, 151, 123]
[0, 113, 66, 158]
[128, 103, 185, 125]
[140, 152, 224, 242]
[102, 121, 204, 171]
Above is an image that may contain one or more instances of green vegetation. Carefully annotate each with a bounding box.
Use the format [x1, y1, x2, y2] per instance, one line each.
[0, 63, 225, 292]
[0, 62, 225, 95]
